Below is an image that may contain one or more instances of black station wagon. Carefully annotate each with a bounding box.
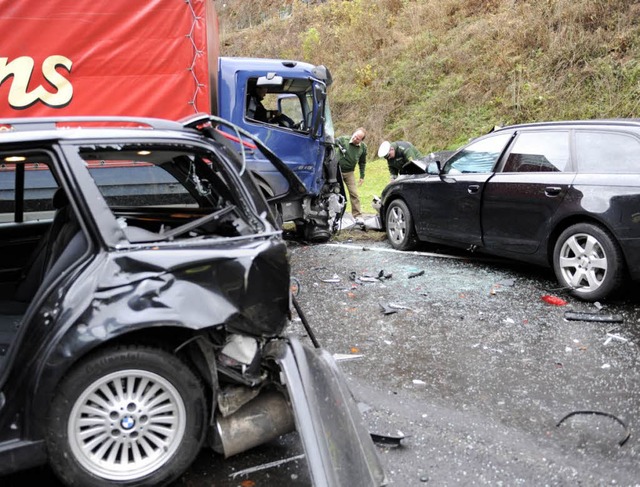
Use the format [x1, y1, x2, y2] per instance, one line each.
[0, 116, 385, 486]
[380, 120, 640, 301]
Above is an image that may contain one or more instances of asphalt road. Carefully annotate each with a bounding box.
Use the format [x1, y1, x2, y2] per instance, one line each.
[285, 231, 640, 486]
[5, 230, 640, 486]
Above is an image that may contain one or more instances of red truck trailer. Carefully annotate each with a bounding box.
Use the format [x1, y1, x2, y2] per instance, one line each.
[0, 0, 219, 119]
[1, 0, 345, 240]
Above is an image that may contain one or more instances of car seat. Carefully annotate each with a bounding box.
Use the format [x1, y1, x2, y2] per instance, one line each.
[0, 188, 87, 357]
[13, 187, 85, 304]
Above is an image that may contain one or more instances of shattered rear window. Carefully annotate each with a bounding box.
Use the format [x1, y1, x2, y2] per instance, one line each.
[78, 145, 230, 207]
[73, 143, 262, 242]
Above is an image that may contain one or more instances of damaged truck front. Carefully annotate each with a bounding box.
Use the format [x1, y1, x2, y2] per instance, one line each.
[216, 57, 345, 242]
[0, 116, 385, 486]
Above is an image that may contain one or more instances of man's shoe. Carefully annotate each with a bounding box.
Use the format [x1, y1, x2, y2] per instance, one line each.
[355, 217, 364, 225]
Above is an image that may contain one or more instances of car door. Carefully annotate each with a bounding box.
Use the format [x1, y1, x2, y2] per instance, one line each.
[181, 113, 309, 207]
[417, 133, 513, 246]
[481, 130, 575, 254]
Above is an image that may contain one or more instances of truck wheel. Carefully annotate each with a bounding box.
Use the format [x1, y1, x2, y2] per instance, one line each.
[46, 346, 207, 487]
[385, 199, 417, 250]
[299, 222, 331, 243]
[553, 223, 624, 301]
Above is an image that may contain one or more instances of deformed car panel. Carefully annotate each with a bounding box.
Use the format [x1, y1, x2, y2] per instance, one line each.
[13, 234, 292, 429]
[55, 236, 291, 350]
[271, 338, 388, 487]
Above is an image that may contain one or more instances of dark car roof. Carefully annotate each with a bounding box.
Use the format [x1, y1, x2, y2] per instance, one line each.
[494, 119, 640, 133]
[0, 117, 204, 145]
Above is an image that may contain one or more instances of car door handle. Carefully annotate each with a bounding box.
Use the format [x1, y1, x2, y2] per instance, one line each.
[545, 186, 562, 197]
[467, 184, 480, 194]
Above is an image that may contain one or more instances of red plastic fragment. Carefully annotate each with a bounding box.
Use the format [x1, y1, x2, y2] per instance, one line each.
[542, 295, 568, 306]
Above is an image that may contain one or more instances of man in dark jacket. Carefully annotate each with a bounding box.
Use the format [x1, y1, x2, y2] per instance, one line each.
[378, 140, 423, 180]
[336, 127, 367, 223]
[247, 85, 294, 127]
[247, 86, 270, 122]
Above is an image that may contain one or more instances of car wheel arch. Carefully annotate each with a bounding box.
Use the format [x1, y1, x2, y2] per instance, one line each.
[27, 325, 215, 435]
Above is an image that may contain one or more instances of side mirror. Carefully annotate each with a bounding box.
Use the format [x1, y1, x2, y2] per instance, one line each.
[311, 83, 326, 138]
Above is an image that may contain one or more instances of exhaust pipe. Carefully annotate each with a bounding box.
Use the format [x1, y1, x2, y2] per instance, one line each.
[214, 391, 295, 458]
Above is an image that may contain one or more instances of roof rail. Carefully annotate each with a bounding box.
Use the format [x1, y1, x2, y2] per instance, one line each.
[0, 116, 184, 132]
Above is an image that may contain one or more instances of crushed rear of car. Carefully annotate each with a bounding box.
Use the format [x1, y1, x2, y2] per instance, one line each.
[0, 116, 386, 486]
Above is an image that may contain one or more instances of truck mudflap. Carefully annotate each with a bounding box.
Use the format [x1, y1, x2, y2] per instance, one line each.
[272, 337, 388, 486]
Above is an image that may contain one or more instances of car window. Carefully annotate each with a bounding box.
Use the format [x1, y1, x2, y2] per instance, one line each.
[444, 133, 512, 174]
[502, 131, 570, 173]
[0, 151, 58, 223]
[67, 143, 263, 242]
[75, 145, 234, 209]
[576, 131, 640, 173]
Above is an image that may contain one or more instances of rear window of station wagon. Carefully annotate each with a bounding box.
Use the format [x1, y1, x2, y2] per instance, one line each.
[575, 131, 640, 173]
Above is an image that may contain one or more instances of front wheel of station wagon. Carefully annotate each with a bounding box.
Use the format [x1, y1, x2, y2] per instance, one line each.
[46, 346, 207, 487]
[385, 199, 418, 251]
[553, 223, 624, 301]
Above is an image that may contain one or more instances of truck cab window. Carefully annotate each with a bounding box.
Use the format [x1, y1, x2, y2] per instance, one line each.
[245, 78, 309, 131]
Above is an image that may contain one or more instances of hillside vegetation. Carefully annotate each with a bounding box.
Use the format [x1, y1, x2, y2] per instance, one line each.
[217, 0, 640, 154]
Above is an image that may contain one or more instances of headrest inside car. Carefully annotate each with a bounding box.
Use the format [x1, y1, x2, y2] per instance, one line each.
[52, 187, 68, 209]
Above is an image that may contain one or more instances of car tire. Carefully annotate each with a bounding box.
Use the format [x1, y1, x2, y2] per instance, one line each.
[301, 221, 331, 243]
[46, 345, 207, 487]
[553, 223, 624, 301]
[385, 199, 418, 250]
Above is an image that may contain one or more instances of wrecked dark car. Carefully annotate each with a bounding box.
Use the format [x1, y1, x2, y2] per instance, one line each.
[380, 120, 640, 301]
[0, 116, 386, 486]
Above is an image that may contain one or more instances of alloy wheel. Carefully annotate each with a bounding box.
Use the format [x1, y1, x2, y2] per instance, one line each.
[387, 206, 407, 245]
[67, 369, 187, 481]
[557, 232, 608, 293]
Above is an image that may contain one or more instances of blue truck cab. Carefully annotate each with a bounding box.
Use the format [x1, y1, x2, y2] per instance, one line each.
[215, 57, 345, 241]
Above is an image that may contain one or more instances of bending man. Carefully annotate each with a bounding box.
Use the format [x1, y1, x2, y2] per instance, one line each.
[378, 140, 423, 181]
